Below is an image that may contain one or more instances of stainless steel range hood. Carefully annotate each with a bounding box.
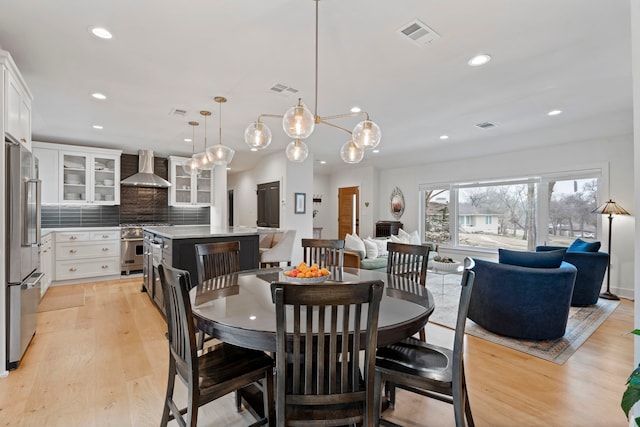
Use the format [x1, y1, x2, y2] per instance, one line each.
[120, 150, 171, 188]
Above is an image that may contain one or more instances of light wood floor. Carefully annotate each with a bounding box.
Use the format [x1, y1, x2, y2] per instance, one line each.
[0, 277, 633, 426]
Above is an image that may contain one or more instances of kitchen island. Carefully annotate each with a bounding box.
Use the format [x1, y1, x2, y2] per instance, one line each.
[142, 225, 261, 315]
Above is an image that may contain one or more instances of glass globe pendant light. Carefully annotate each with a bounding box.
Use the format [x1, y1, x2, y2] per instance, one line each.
[282, 99, 315, 139]
[182, 121, 201, 176]
[340, 140, 364, 164]
[285, 139, 309, 163]
[352, 120, 381, 150]
[244, 121, 272, 149]
[193, 110, 214, 169]
[206, 96, 235, 166]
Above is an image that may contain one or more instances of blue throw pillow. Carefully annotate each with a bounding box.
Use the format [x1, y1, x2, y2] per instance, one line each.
[567, 238, 601, 253]
[498, 248, 565, 268]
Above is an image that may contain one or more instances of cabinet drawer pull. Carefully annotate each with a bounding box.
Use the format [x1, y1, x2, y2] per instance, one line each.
[102, 234, 110, 238]
[20, 138, 26, 143]
[70, 236, 77, 240]
[69, 249, 77, 254]
[101, 265, 109, 269]
[102, 247, 109, 251]
[69, 267, 77, 272]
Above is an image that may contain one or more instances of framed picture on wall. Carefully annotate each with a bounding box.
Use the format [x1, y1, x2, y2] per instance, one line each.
[295, 193, 306, 214]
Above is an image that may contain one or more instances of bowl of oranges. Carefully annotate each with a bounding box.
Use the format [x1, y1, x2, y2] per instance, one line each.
[283, 262, 331, 283]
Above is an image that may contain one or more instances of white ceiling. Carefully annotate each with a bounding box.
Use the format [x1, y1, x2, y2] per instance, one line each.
[0, 0, 633, 174]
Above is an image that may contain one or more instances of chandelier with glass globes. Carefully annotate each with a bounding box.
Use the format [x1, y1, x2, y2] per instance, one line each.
[243, 0, 381, 164]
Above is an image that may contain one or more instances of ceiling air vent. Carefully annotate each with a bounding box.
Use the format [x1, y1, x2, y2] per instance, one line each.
[170, 108, 187, 116]
[475, 122, 496, 129]
[269, 83, 299, 97]
[398, 19, 441, 46]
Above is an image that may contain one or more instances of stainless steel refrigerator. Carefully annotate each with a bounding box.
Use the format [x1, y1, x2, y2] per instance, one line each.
[5, 138, 42, 370]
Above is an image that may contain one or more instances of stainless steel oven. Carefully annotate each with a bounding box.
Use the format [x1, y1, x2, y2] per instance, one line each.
[121, 226, 144, 274]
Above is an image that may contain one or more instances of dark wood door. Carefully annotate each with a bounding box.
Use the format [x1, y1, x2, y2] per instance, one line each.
[338, 186, 359, 239]
[257, 181, 280, 228]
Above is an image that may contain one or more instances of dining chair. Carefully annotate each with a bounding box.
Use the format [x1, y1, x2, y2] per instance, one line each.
[374, 257, 476, 427]
[195, 241, 241, 284]
[194, 241, 241, 349]
[158, 262, 275, 427]
[386, 242, 430, 341]
[301, 238, 345, 269]
[271, 280, 384, 426]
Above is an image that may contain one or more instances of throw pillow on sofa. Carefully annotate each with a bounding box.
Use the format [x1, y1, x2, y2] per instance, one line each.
[363, 237, 379, 259]
[397, 228, 421, 245]
[498, 248, 565, 268]
[345, 233, 366, 253]
[372, 237, 390, 257]
[567, 238, 601, 253]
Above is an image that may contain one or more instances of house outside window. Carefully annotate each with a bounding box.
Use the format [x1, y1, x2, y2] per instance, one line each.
[420, 171, 600, 251]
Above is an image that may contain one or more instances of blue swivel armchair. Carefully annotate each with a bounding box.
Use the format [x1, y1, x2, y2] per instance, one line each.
[469, 255, 577, 340]
[536, 245, 609, 306]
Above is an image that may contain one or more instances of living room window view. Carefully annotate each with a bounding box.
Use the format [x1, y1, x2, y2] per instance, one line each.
[422, 170, 600, 251]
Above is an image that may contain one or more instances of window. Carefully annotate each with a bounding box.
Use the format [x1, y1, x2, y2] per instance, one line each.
[420, 171, 600, 251]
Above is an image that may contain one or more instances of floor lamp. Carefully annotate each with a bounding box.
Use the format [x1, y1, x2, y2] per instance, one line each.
[591, 199, 630, 300]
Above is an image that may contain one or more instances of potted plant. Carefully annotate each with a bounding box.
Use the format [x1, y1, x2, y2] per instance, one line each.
[623, 329, 640, 426]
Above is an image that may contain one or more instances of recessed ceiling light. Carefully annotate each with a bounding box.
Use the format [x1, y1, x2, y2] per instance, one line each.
[320, 160, 326, 164]
[372, 149, 380, 154]
[226, 167, 231, 170]
[90, 27, 113, 39]
[251, 148, 258, 152]
[547, 110, 563, 116]
[350, 106, 361, 113]
[92, 125, 103, 130]
[184, 138, 192, 142]
[468, 54, 491, 66]
[91, 92, 107, 100]
[440, 135, 449, 140]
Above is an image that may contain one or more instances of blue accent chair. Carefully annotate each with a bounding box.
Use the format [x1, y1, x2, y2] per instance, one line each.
[536, 245, 609, 306]
[469, 258, 577, 340]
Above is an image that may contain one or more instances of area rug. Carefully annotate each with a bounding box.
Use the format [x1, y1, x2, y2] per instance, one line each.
[38, 286, 85, 312]
[426, 273, 620, 364]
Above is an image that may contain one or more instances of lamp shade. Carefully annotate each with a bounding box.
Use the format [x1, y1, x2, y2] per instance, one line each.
[208, 144, 235, 166]
[340, 140, 364, 164]
[352, 120, 381, 150]
[282, 104, 315, 139]
[193, 151, 213, 170]
[591, 199, 631, 215]
[244, 121, 272, 149]
[182, 156, 200, 176]
[285, 139, 309, 162]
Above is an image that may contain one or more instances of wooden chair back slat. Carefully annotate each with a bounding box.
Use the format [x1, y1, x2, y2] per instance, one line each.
[386, 242, 430, 286]
[301, 238, 345, 269]
[195, 241, 241, 284]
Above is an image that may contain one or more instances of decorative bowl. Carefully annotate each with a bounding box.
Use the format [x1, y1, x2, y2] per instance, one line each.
[283, 272, 331, 283]
[432, 260, 462, 273]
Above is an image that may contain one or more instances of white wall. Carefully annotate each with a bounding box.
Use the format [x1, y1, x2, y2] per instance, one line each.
[371, 135, 635, 298]
[312, 174, 331, 236]
[631, 0, 640, 393]
[228, 151, 314, 262]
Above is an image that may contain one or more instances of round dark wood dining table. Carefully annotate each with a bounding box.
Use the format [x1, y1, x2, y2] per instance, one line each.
[189, 267, 435, 353]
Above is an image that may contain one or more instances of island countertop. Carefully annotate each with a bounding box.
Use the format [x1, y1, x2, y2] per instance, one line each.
[142, 225, 262, 240]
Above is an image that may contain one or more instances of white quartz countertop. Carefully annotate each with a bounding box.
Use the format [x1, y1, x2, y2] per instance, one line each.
[143, 225, 261, 239]
[42, 226, 120, 234]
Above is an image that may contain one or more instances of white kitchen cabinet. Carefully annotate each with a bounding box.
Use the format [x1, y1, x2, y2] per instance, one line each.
[2, 50, 33, 151]
[32, 142, 121, 205]
[40, 233, 53, 297]
[168, 156, 214, 206]
[54, 228, 121, 282]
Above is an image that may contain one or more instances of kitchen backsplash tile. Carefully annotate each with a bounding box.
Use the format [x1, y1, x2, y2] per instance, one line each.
[42, 205, 210, 228]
